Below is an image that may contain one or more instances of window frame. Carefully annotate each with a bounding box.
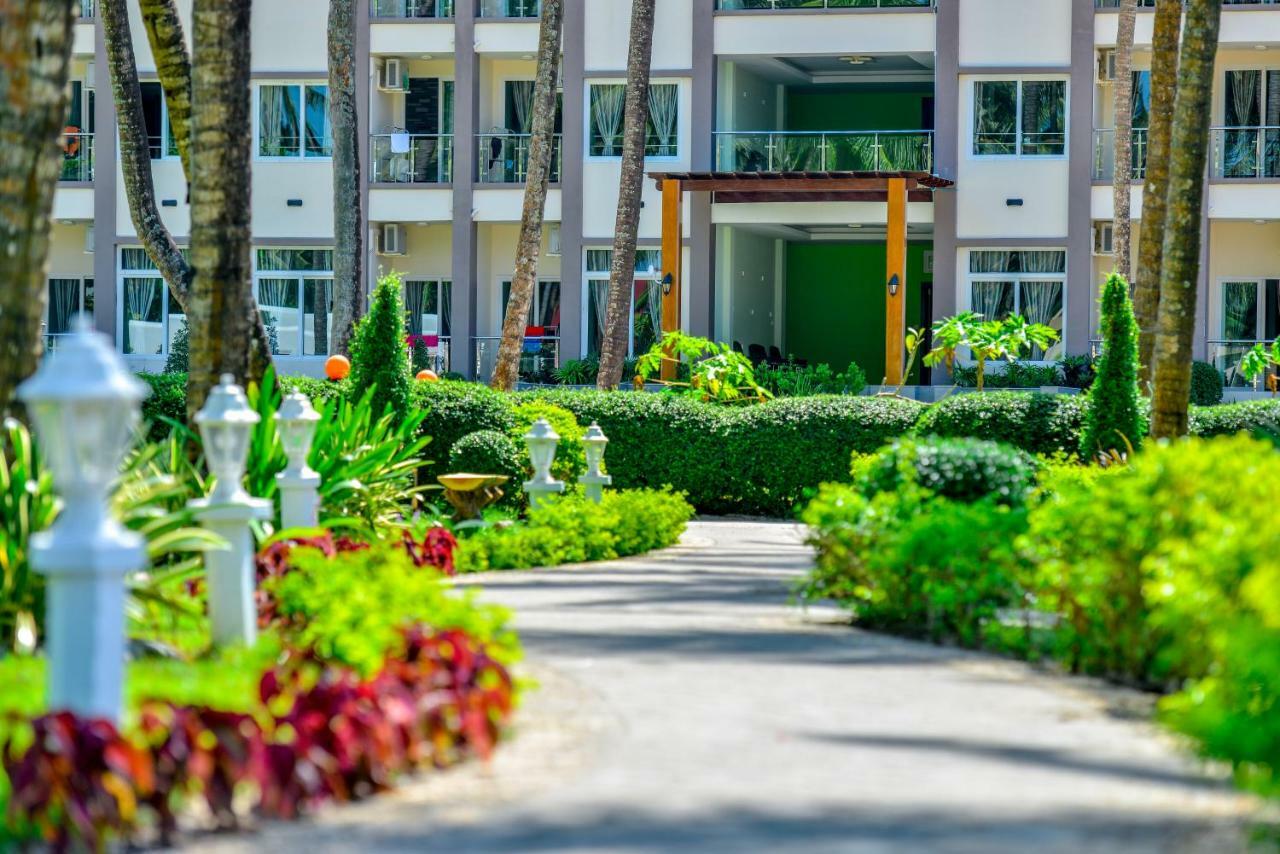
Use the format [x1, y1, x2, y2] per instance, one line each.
[118, 247, 180, 357]
[962, 248, 1067, 364]
[255, 82, 333, 161]
[581, 247, 663, 357]
[497, 277, 561, 336]
[45, 276, 94, 339]
[584, 80, 681, 162]
[253, 248, 336, 357]
[138, 80, 180, 160]
[971, 77, 1068, 160]
[1214, 277, 1273, 342]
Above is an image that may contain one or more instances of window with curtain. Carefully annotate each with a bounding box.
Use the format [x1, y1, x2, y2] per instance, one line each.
[259, 85, 330, 158]
[500, 280, 560, 334]
[589, 83, 679, 158]
[120, 247, 188, 355]
[584, 248, 662, 354]
[405, 280, 452, 337]
[973, 80, 1065, 157]
[253, 249, 334, 356]
[1222, 280, 1261, 340]
[46, 279, 83, 336]
[967, 249, 1066, 359]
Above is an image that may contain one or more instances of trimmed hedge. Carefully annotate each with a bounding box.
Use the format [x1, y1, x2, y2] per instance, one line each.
[914, 392, 1087, 457]
[1189, 399, 1280, 437]
[861, 437, 1037, 507]
[413, 381, 517, 478]
[1190, 360, 1225, 407]
[138, 373, 189, 441]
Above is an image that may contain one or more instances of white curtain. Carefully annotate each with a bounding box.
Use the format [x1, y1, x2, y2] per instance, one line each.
[1021, 250, 1065, 274]
[404, 280, 426, 335]
[258, 278, 293, 311]
[510, 81, 536, 133]
[440, 281, 452, 337]
[47, 279, 79, 334]
[972, 281, 1013, 320]
[589, 279, 609, 351]
[590, 85, 625, 156]
[648, 85, 678, 156]
[969, 250, 1013, 274]
[259, 86, 294, 156]
[127, 279, 158, 321]
[1021, 281, 1063, 327]
[646, 278, 664, 345]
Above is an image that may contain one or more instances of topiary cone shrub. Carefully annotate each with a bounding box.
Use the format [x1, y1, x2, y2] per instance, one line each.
[1190, 360, 1224, 406]
[1080, 272, 1145, 461]
[349, 271, 412, 422]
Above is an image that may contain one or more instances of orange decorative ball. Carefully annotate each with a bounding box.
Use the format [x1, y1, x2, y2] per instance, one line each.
[416, 369, 439, 382]
[325, 354, 351, 381]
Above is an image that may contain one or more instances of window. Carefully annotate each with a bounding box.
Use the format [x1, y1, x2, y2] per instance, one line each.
[589, 83, 678, 158]
[258, 84, 331, 158]
[500, 280, 560, 336]
[120, 248, 181, 355]
[46, 278, 93, 342]
[405, 279, 452, 338]
[139, 82, 178, 159]
[1221, 70, 1280, 178]
[584, 248, 662, 356]
[967, 249, 1065, 359]
[1220, 279, 1280, 341]
[973, 80, 1066, 157]
[254, 249, 334, 356]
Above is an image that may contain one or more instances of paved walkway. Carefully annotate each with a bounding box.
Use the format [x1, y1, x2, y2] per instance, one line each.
[191, 520, 1262, 853]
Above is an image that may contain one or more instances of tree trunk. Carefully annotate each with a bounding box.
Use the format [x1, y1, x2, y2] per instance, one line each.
[1150, 0, 1221, 439]
[490, 0, 563, 392]
[187, 0, 264, 418]
[1111, 0, 1137, 282]
[139, 0, 193, 186]
[596, 0, 656, 390]
[1134, 0, 1182, 388]
[328, 0, 363, 357]
[0, 0, 75, 418]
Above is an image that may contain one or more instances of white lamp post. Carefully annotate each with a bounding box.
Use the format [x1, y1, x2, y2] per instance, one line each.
[16, 318, 147, 722]
[522, 417, 564, 509]
[189, 375, 270, 647]
[578, 421, 612, 504]
[275, 392, 321, 529]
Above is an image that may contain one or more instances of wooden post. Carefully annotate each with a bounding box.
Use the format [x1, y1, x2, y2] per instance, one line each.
[660, 178, 683, 381]
[884, 177, 908, 386]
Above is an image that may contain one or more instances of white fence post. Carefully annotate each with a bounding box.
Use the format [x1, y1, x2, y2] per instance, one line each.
[578, 422, 612, 504]
[275, 392, 321, 529]
[523, 417, 565, 509]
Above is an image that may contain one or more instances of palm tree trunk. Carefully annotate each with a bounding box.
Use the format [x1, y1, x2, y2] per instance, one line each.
[1150, 0, 1221, 439]
[1111, 0, 1137, 282]
[328, 0, 363, 357]
[0, 0, 75, 418]
[1134, 0, 1181, 388]
[490, 0, 563, 391]
[187, 0, 265, 418]
[139, 0, 193, 185]
[596, 0, 656, 390]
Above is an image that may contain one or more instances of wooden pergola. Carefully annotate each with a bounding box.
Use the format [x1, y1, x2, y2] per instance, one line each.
[648, 170, 954, 383]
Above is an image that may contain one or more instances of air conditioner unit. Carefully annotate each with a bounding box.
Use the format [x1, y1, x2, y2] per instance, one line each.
[1093, 222, 1114, 256]
[379, 58, 405, 92]
[379, 223, 405, 256]
[546, 223, 561, 256]
[1097, 49, 1116, 82]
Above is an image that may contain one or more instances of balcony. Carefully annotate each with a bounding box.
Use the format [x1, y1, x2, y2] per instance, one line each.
[408, 335, 452, 374]
[59, 132, 94, 182]
[371, 134, 453, 184]
[716, 0, 933, 8]
[1091, 128, 1148, 181]
[1208, 340, 1277, 387]
[477, 0, 539, 17]
[370, 0, 452, 16]
[477, 133, 562, 184]
[1212, 127, 1280, 179]
[713, 130, 934, 173]
[474, 336, 559, 383]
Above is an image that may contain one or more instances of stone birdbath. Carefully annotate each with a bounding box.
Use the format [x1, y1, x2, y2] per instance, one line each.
[438, 473, 511, 521]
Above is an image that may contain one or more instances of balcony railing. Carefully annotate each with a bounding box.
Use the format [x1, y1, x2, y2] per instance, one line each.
[716, 0, 934, 9]
[714, 130, 933, 173]
[1211, 127, 1280, 179]
[371, 134, 453, 184]
[477, 133, 562, 183]
[1208, 339, 1277, 387]
[474, 336, 560, 383]
[370, 0, 453, 17]
[1097, 1, 1280, 7]
[477, 0, 540, 17]
[408, 335, 452, 374]
[1092, 128, 1148, 181]
[60, 133, 94, 182]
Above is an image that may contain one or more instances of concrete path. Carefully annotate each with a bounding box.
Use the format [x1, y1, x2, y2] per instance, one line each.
[190, 519, 1263, 853]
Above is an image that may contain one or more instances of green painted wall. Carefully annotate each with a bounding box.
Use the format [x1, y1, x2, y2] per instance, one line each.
[786, 91, 930, 132]
[785, 242, 928, 383]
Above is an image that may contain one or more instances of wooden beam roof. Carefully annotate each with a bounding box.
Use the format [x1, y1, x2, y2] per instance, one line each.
[648, 170, 954, 199]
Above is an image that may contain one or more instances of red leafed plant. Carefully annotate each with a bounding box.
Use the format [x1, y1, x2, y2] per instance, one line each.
[400, 527, 458, 576]
[3, 711, 154, 851]
[256, 533, 370, 624]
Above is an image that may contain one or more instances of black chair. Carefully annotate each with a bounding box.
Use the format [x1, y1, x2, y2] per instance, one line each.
[732, 340, 744, 354]
[747, 343, 768, 366]
[767, 345, 785, 367]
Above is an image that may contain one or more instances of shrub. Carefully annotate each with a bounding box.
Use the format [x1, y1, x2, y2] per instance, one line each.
[1188, 399, 1280, 438]
[801, 483, 1029, 647]
[1190, 360, 1225, 406]
[448, 430, 522, 481]
[1028, 436, 1280, 687]
[349, 271, 412, 423]
[1080, 273, 1145, 461]
[754, 361, 867, 397]
[914, 391, 1086, 457]
[1057, 354, 1096, 390]
[454, 488, 692, 572]
[952, 362, 1060, 389]
[164, 318, 189, 374]
[281, 374, 348, 407]
[508, 401, 586, 484]
[413, 381, 517, 481]
[860, 438, 1037, 507]
[138, 372, 189, 441]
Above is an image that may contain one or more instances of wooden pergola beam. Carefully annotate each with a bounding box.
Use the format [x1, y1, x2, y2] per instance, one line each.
[714, 189, 936, 204]
[671, 177, 920, 193]
[884, 177, 908, 386]
[660, 178, 683, 382]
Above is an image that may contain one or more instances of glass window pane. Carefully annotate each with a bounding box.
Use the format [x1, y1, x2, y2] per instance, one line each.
[646, 84, 678, 158]
[168, 304, 186, 357]
[140, 82, 165, 159]
[969, 250, 1014, 274]
[974, 81, 1017, 155]
[537, 280, 560, 333]
[259, 85, 301, 157]
[303, 279, 332, 355]
[587, 280, 606, 354]
[971, 280, 1015, 320]
[635, 249, 661, 274]
[1020, 80, 1066, 156]
[256, 248, 333, 272]
[589, 84, 626, 156]
[47, 279, 81, 335]
[258, 278, 300, 355]
[123, 277, 164, 355]
[1016, 250, 1066, 274]
[586, 249, 612, 273]
[1131, 70, 1151, 128]
[305, 86, 332, 157]
[633, 277, 660, 356]
[1222, 281, 1259, 340]
[1019, 281, 1064, 359]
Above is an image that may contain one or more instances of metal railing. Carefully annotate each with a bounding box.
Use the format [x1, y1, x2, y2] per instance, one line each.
[60, 133, 94, 182]
[713, 129, 933, 173]
[477, 0, 540, 17]
[1208, 339, 1277, 387]
[408, 335, 452, 373]
[1097, 1, 1280, 7]
[474, 336, 559, 383]
[371, 134, 453, 183]
[1092, 128, 1148, 181]
[716, 0, 934, 9]
[477, 133, 562, 183]
[1211, 127, 1280, 179]
[370, 0, 453, 16]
